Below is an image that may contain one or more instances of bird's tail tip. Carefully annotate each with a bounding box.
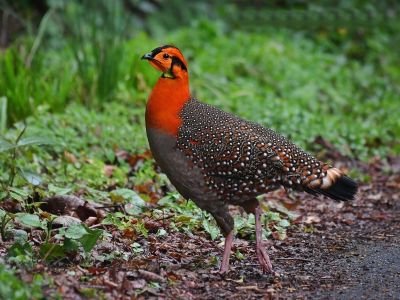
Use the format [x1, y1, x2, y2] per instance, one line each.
[309, 167, 358, 201]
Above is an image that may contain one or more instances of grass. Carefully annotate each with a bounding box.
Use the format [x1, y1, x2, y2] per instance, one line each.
[2, 19, 399, 159]
[0, 264, 49, 299]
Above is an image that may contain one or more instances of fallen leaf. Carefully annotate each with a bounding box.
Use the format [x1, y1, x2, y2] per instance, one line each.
[303, 215, 321, 224]
[53, 215, 82, 227]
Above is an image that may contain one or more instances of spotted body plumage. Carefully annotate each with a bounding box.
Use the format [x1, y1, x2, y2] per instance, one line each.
[142, 45, 358, 274]
[177, 99, 329, 204]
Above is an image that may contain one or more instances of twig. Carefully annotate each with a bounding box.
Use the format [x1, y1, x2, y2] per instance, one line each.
[42, 243, 57, 261]
[103, 278, 118, 288]
[154, 214, 175, 222]
[89, 223, 105, 229]
[77, 265, 89, 274]
[137, 269, 165, 283]
[95, 204, 123, 210]
[276, 257, 312, 262]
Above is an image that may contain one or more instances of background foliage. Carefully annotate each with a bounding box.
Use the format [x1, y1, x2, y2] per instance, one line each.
[1, 0, 399, 159]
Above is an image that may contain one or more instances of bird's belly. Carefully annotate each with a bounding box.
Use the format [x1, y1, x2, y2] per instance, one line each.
[146, 128, 217, 204]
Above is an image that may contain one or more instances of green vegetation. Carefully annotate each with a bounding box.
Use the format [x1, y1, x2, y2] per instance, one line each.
[1, 4, 398, 157]
[0, 0, 399, 297]
[0, 264, 49, 300]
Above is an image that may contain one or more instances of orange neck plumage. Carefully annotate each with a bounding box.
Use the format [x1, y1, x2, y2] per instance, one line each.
[145, 74, 190, 136]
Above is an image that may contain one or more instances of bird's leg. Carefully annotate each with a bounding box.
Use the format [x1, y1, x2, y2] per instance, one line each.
[255, 205, 273, 273]
[220, 230, 234, 273]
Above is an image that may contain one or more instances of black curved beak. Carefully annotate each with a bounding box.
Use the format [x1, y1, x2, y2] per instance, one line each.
[141, 52, 154, 60]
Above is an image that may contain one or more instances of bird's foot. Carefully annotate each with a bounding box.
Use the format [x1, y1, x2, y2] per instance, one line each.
[219, 264, 229, 274]
[256, 243, 273, 274]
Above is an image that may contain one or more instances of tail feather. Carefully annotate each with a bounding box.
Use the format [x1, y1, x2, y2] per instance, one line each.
[306, 168, 358, 201]
[314, 175, 358, 201]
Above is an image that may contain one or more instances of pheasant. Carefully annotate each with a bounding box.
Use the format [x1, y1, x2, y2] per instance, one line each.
[141, 45, 357, 273]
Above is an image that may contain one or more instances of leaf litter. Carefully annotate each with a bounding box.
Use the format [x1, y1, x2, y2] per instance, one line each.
[0, 156, 399, 299]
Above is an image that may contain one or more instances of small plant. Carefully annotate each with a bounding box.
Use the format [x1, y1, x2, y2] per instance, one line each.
[0, 265, 46, 300]
[42, 224, 103, 261]
[0, 209, 13, 241]
[0, 125, 55, 202]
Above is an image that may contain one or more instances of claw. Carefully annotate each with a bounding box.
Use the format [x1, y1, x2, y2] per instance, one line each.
[256, 242, 273, 273]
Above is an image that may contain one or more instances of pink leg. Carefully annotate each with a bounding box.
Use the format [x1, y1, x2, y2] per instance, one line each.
[255, 205, 273, 273]
[220, 230, 234, 273]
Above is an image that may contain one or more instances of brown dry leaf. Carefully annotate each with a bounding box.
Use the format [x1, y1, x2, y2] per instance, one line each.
[84, 216, 98, 227]
[64, 151, 78, 164]
[127, 149, 153, 169]
[304, 215, 321, 224]
[52, 215, 82, 227]
[167, 272, 181, 281]
[104, 165, 116, 177]
[87, 266, 107, 275]
[130, 279, 147, 289]
[366, 192, 383, 201]
[138, 269, 165, 283]
[122, 228, 137, 239]
[115, 149, 130, 161]
[0, 198, 22, 213]
[144, 219, 163, 232]
[386, 175, 400, 189]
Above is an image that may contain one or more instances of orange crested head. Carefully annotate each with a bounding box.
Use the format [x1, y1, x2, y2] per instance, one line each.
[142, 45, 191, 136]
[142, 45, 188, 79]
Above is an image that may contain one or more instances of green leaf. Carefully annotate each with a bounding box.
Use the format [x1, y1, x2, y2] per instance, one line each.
[0, 138, 14, 153]
[235, 250, 245, 260]
[265, 211, 281, 222]
[110, 188, 146, 215]
[63, 238, 80, 252]
[40, 242, 66, 260]
[6, 241, 34, 267]
[7, 241, 33, 258]
[17, 136, 56, 147]
[9, 187, 29, 201]
[18, 169, 42, 186]
[0, 264, 44, 298]
[65, 224, 87, 239]
[0, 97, 7, 134]
[278, 219, 290, 228]
[79, 227, 102, 252]
[13, 229, 29, 244]
[202, 218, 220, 240]
[110, 188, 146, 206]
[0, 135, 56, 152]
[101, 213, 130, 230]
[158, 193, 180, 207]
[48, 184, 72, 195]
[0, 191, 7, 200]
[15, 213, 44, 228]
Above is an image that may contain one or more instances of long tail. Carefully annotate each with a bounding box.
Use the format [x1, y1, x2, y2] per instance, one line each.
[305, 167, 358, 201]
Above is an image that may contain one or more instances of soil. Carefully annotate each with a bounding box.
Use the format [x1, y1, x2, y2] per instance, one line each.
[3, 158, 400, 299]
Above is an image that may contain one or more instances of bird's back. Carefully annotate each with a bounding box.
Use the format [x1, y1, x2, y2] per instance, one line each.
[177, 99, 357, 204]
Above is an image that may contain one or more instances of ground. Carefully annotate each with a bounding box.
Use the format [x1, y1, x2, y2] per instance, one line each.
[2, 158, 398, 300]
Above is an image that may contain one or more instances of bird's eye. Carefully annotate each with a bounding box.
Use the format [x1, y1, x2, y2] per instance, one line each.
[163, 53, 170, 59]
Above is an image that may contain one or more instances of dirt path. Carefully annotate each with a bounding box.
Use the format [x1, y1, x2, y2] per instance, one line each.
[309, 238, 400, 299]
[157, 209, 399, 300]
